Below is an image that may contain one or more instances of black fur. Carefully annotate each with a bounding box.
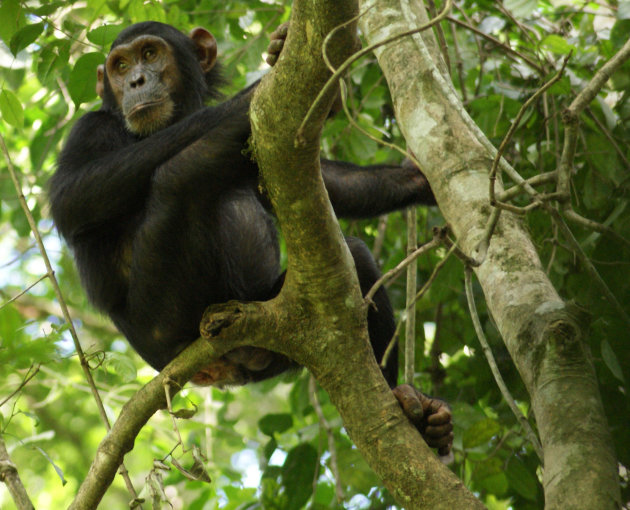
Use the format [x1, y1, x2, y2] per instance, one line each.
[49, 21, 434, 386]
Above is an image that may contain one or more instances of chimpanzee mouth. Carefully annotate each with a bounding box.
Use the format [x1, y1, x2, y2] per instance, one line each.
[128, 97, 167, 117]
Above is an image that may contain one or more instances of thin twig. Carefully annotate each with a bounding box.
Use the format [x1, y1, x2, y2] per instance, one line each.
[296, 0, 453, 145]
[497, 171, 557, 202]
[464, 267, 544, 462]
[0, 365, 41, 409]
[449, 21, 468, 103]
[380, 241, 456, 370]
[564, 36, 630, 120]
[163, 378, 184, 452]
[0, 134, 140, 501]
[365, 237, 441, 303]
[474, 57, 569, 264]
[371, 215, 388, 261]
[446, 16, 544, 74]
[546, 207, 630, 325]
[404, 208, 418, 385]
[0, 275, 49, 311]
[489, 54, 570, 206]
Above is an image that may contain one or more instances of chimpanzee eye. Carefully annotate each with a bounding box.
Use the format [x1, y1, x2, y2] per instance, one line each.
[142, 47, 156, 61]
[115, 59, 128, 72]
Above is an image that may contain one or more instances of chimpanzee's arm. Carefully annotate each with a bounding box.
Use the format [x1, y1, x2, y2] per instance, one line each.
[50, 100, 249, 240]
[320, 159, 436, 218]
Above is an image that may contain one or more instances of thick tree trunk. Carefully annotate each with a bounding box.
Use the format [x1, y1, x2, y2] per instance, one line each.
[250, 0, 485, 507]
[359, 1, 620, 508]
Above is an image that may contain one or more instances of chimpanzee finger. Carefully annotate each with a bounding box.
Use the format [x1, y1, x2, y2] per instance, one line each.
[438, 437, 454, 456]
[424, 422, 453, 439]
[266, 40, 285, 66]
[392, 384, 424, 427]
[267, 39, 284, 54]
[426, 407, 452, 426]
[270, 22, 289, 40]
[425, 432, 453, 450]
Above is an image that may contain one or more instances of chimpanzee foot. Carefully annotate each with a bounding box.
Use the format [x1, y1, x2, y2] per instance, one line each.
[392, 383, 453, 456]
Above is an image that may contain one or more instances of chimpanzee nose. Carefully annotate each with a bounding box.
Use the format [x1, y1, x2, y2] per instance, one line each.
[130, 73, 146, 88]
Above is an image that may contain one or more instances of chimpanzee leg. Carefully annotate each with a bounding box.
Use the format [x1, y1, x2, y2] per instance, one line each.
[345, 237, 398, 386]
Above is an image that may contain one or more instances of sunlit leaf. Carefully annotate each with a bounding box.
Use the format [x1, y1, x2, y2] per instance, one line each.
[104, 352, 137, 382]
[0, 89, 23, 127]
[68, 52, 103, 106]
[35, 446, 67, 486]
[0, 0, 24, 43]
[9, 22, 44, 56]
[33, 2, 65, 16]
[87, 24, 124, 47]
[540, 35, 576, 55]
[503, 0, 536, 19]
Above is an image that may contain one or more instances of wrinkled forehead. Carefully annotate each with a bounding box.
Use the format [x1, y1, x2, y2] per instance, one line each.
[107, 34, 169, 57]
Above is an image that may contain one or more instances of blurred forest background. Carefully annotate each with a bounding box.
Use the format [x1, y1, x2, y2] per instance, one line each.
[0, 0, 629, 508]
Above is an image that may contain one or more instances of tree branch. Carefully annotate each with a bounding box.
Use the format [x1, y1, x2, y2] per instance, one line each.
[0, 437, 34, 510]
[359, 0, 620, 507]
[250, 0, 483, 507]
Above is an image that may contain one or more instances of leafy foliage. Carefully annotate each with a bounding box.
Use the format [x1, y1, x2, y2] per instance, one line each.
[0, 0, 629, 508]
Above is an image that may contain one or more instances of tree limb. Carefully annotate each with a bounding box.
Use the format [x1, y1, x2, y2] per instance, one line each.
[359, 0, 620, 507]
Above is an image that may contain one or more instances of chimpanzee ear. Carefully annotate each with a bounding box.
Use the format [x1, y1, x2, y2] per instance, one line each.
[96, 64, 105, 99]
[189, 27, 217, 73]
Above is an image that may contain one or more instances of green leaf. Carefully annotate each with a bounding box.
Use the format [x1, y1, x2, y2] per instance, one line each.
[503, 0, 536, 19]
[87, 24, 124, 47]
[0, 0, 23, 44]
[104, 352, 137, 382]
[540, 35, 576, 55]
[35, 446, 67, 486]
[282, 443, 318, 510]
[506, 457, 539, 501]
[0, 89, 24, 127]
[472, 449, 510, 497]
[171, 408, 196, 419]
[263, 437, 277, 461]
[9, 22, 45, 56]
[289, 372, 312, 417]
[33, 2, 65, 16]
[37, 40, 70, 84]
[611, 20, 630, 50]
[601, 340, 625, 382]
[68, 52, 103, 106]
[258, 413, 293, 436]
[462, 417, 501, 449]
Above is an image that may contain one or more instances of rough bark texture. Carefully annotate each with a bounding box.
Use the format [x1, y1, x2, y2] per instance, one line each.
[250, 0, 485, 507]
[359, 0, 620, 508]
[0, 437, 34, 510]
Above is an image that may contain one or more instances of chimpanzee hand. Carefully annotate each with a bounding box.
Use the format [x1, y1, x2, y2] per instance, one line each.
[266, 22, 344, 115]
[266, 22, 289, 66]
[393, 384, 453, 456]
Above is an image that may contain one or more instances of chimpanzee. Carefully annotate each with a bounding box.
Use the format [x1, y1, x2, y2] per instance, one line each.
[49, 21, 452, 453]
